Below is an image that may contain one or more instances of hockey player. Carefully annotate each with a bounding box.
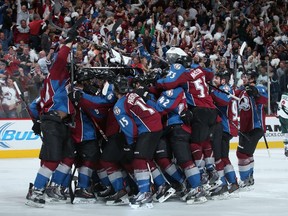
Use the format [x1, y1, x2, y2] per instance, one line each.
[132, 74, 184, 203]
[236, 70, 268, 188]
[156, 57, 220, 190]
[152, 85, 207, 204]
[67, 69, 112, 204]
[25, 30, 79, 208]
[277, 92, 288, 157]
[210, 71, 239, 197]
[113, 75, 163, 208]
[68, 69, 117, 202]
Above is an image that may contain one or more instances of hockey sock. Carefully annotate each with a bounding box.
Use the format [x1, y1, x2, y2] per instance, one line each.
[147, 160, 166, 188]
[202, 139, 215, 171]
[222, 158, 237, 184]
[165, 163, 185, 184]
[97, 169, 110, 187]
[156, 158, 185, 183]
[34, 165, 54, 190]
[78, 165, 93, 189]
[51, 162, 72, 185]
[190, 143, 205, 173]
[133, 159, 151, 192]
[236, 151, 251, 181]
[61, 170, 72, 188]
[108, 170, 124, 192]
[180, 161, 201, 188]
[215, 160, 227, 185]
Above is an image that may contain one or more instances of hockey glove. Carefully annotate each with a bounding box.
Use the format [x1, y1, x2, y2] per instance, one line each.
[180, 109, 194, 126]
[245, 85, 259, 98]
[68, 90, 83, 106]
[134, 86, 150, 102]
[32, 119, 41, 136]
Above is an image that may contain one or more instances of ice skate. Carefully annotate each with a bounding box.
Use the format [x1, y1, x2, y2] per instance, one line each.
[45, 183, 67, 203]
[207, 169, 222, 191]
[209, 185, 229, 200]
[155, 183, 176, 203]
[186, 186, 208, 204]
[228, 183, 240, 198]
[25, 183, 45, 208]
[96, 185, 115, 201]
[172, 181, 187, 198]
[73, 188, 97, 204]
[106, 189, 129, 206]
[129, 192, 153, 209]
[239, 176, 254, 191]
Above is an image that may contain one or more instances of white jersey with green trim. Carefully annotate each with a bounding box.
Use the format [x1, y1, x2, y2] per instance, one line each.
[277, 92, 288, 119]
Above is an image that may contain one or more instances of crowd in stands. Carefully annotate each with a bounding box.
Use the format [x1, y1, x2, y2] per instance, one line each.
[0, 0, 287, 118]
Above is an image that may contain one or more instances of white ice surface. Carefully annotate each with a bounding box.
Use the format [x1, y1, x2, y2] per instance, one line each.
[0, 149, 288, 216]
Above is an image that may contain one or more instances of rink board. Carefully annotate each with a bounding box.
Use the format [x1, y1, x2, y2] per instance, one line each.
[0, 117, 283, 158]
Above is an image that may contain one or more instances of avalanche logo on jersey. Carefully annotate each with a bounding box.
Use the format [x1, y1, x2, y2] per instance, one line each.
[174, 63, 182, 70]
[166, 89, 173, 97]
[114, 106, 121, 115]
[239, 96, 250, 111]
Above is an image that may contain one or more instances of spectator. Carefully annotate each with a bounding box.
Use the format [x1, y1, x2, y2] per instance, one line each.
[2, 7, 13, 37]
[40, 26, 52, 53]
[18, 46, 33, 75]
[29, 13, 49, 52]
[0, 31, 13, 53]
[37, 49, 53, 75]
[257, 66, 268, 87]
[0, 77, 20, 118]
[3, 46, 20, 76]
[16, 0, 29, 25]
[31, 63, 45, 91]
[13, 19, 30, 46]
[0, 60, 7, 80]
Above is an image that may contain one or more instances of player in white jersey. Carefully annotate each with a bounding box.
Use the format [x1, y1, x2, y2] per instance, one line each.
[277, 92, 288, 157]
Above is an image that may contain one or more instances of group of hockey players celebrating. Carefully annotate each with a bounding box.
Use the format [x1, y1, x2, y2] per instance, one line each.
[25, 24, 268, 209]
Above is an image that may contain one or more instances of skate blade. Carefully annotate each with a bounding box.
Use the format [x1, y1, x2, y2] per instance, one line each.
[45, 197, 67, 204]
[129, 202, 153, 209]
[72, 197, 97, 204]
[25, 200, 45, 208]
[106, 198, 130, 206]
[186, 196, 207, 205]
[229, 190, 240, 198]
[158, 188, 176, 203]
[239, 185, 254, 192]
[209, 192, 230, 200]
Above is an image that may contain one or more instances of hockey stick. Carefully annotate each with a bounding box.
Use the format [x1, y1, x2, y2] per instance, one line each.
[239, 41, 247, 74]
[69, 165, 77, 204]
[207, 82, 240, 101]
[13, 81, 43, 139]
[13, 81, 29, 115]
